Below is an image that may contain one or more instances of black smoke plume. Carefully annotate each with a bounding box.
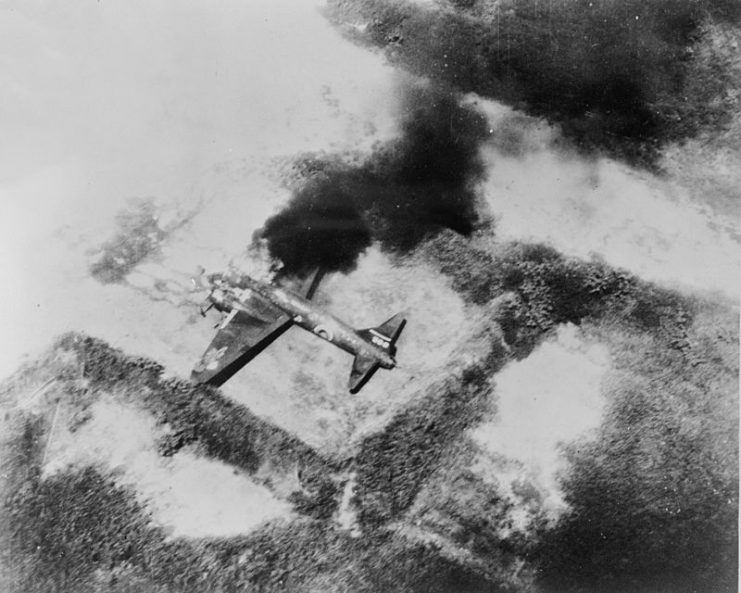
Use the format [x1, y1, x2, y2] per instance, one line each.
[255, 83, 490, 276]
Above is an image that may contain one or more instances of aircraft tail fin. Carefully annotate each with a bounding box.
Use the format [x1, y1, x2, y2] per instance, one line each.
[357, 312, 406, 355]
[349, 353, 380, 394]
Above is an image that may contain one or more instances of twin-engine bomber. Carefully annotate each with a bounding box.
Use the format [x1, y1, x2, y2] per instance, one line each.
[191, 269, 406, 393]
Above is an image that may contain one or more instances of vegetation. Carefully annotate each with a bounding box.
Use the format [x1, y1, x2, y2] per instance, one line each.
[355, 363, 495, 526]
[407, 455, 539, 589]
[2, 227, 736, 591]
[535, 308, 738, 593]
[6, 466, 160, 593]
[326, 0, 740, 164]
[428, 233, 693, 356]
[2, 1, 737, 589]
[2, 436, 498, 592]
[416, 231, 737, 591]
[3, 333, 342, 526]
[57, 334, 332, 479]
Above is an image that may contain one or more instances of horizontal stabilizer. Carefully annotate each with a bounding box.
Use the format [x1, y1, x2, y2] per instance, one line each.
[357, 312, 406, 355]
[349, 353, 380, 394]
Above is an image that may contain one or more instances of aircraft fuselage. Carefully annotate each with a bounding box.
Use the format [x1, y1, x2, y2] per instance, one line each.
[209, 274, 397, 369]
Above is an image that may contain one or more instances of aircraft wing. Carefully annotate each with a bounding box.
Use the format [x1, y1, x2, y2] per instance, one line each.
[191, 308, 292, 386]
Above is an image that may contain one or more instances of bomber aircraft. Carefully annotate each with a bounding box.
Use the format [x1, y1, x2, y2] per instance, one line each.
[190, 268, 406, 393]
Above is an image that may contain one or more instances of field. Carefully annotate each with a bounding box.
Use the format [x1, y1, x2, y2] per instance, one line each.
[1, 1, 738, 592]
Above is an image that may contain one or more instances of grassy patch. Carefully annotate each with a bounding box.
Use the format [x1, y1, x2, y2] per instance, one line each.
[7, 333, 342, 522]
[366, 231, 736, 590]
[405, 452, 539, 588]
[355, 363, 496, 526]
[533, 304, 738, 593]
[6, 466, 160, 593]
[59, 334, 330, 475]
[428, 232, 693, 356]
[351, 229, 702, 545]
[3, 224, 736, 591]
[1, 425, 499, 593]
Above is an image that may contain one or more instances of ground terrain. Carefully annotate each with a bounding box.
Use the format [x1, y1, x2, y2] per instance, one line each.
[1, 1, 738, 592]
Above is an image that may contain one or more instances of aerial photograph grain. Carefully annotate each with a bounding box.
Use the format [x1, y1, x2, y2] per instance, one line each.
[1, 1, 738, 592]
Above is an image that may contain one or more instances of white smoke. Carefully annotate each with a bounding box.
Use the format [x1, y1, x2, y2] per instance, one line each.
[471, 323, 609, 526]
[475, 101, 740, 298]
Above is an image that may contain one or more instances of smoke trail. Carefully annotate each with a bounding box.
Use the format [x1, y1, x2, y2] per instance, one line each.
[255, 82, 490, 276]
[89, 198, 167, 284]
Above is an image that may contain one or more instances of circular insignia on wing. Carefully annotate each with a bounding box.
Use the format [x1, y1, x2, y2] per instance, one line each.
[313, 324, 333, 342]
[201, 346, 228, 371]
